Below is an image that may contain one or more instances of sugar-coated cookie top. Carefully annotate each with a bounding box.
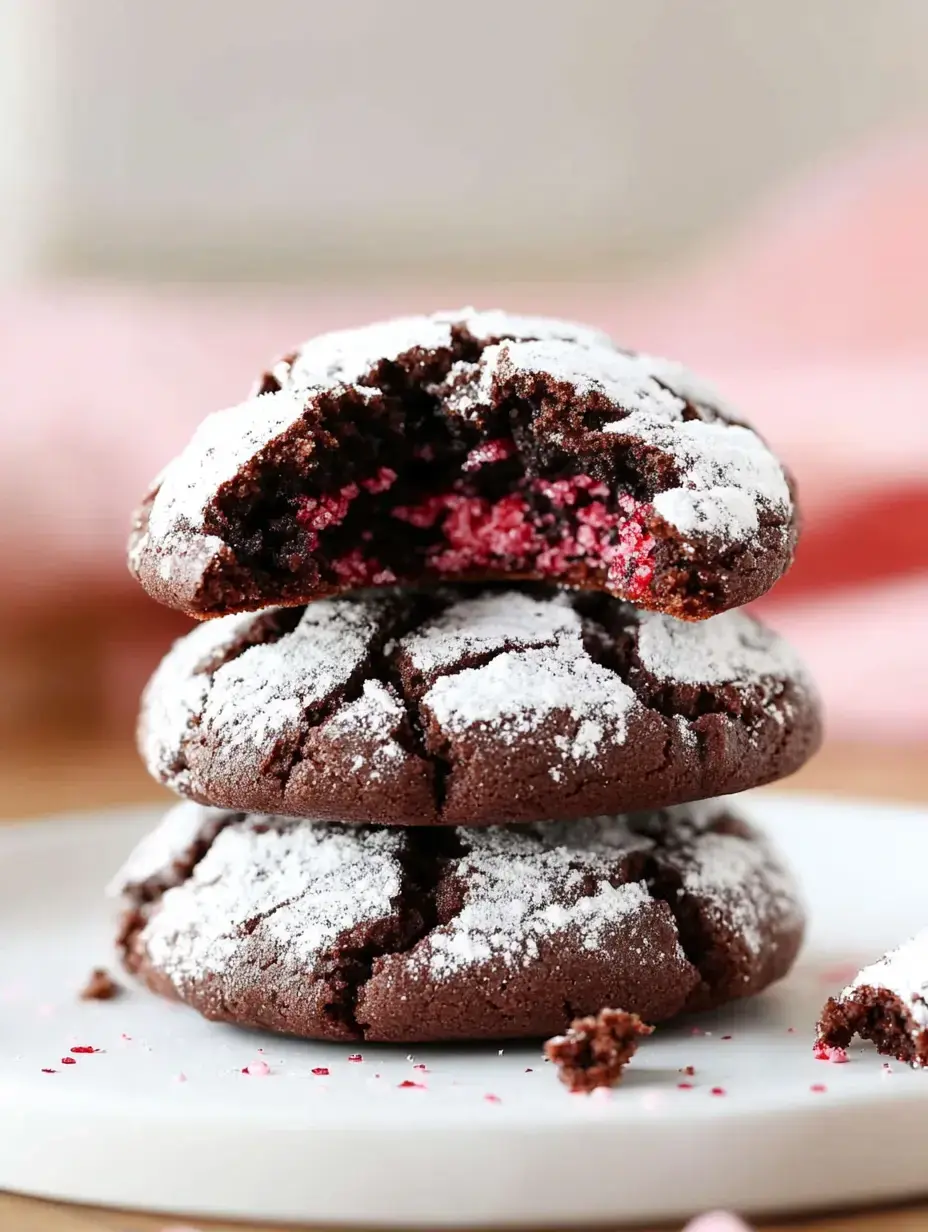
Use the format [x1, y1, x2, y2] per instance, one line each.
[114, 799, 802, 991]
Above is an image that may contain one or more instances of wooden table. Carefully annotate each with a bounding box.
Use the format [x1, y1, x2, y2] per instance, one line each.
[2, 734, 926, 1232]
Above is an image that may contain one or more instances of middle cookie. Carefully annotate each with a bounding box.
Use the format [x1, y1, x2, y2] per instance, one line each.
[142, 586, 821, 826]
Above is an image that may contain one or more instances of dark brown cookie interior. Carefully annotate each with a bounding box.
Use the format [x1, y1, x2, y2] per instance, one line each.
[170, 328, 784, 619]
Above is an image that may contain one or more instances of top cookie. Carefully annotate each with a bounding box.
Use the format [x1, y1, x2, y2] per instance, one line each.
[129, 308, 798, 620]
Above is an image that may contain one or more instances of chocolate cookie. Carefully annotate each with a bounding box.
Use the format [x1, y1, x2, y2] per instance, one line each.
[113, 798, 805, 1043]
[816, 932, 928, 1068]
[128, 309, 797, 621]
[139, 586, 821, 826]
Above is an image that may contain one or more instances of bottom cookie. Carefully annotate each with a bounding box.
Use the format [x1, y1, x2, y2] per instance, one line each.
[111, 799, 804, 1043]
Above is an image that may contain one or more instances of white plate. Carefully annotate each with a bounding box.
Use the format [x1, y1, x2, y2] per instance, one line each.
[0, 793, 925, 1226]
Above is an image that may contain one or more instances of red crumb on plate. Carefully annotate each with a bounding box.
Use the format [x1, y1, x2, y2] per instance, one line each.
[242, 1060, 271, 1077]
[814, 1044, 848, 1064]
[311, 1067, 329, 1076]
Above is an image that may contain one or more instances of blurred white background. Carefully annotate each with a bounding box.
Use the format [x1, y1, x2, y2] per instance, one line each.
[5, 0, 928, 282]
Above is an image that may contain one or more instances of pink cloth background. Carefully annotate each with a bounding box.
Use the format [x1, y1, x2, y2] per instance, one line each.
[3, 133, 927, 739]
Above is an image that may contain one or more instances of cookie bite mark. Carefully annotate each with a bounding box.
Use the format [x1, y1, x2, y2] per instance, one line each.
[816, 931, 928, 1068]
[545, 1008, 653, 1092]
[128, 309, 797, 620]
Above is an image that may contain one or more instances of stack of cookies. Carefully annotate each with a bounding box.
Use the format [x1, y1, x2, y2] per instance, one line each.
[113, 310, 821, 1044]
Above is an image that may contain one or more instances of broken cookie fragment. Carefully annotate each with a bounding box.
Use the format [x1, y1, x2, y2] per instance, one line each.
[816, 930, 928, 1068]
[79, 967, 122, 1001]
[545, 1008, 653, 1092]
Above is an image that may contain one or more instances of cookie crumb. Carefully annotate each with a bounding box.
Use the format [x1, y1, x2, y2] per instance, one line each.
[813, 1043, 848, 1064]
[242, 1060, 271, 1077]
[680, 1064, 696, 1076]
[398, 1079, 426, 1090]
[544, 1008, 653, 1093]
[79, 967, 121, 1001]
[311, 1066, 329, 1076]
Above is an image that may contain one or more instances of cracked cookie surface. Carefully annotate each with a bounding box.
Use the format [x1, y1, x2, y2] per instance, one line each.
[113, 798, 805, 1042]
[128, 308, 797, 621]
[139, 585, 821, 826]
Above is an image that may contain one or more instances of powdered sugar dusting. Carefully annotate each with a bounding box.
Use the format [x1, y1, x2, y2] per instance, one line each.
[422, 643, 636, 754]
[491, 340, 790, 541]
[140, 817, 407, 985]
[400, 590, 579, 675]
[275, 309, 610, 394]
[842, 930, 928, 1028]
[141, 599, 389, 792]
[121, 799, 801, 1010]
[669, 830, 803, 961]
[147, 390, 311, 540]
[636, 610, 808, 688]
[107, 802, 233, 898]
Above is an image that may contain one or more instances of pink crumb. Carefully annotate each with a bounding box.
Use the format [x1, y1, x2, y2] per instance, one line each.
[60, 1057, 77, 1065]
[175, 1073, 188, 1084]
[810, 1083, 827, 1093]
[360, 466, 398, 494]
[412, 1063, 428, 1071]
[70, 1045, 102, 1054]
[680, 1065, 696, 1076]
[347, 1053, 363, 1063]
[398, 1080, 426, 1090]
[677, 1082, 694, 1090]
[814, 1044, 848, 1064]
[462, 439, 516, 472]
[484, 1093, 502, 1104]
[311, 1067, 330, 1076]
[242, 1060, 271, 1077]
[710, 1087, 726, 1096]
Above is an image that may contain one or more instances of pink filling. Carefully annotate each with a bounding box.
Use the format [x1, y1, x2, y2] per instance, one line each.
[392, 480, 656, 596]
[294, 449, 656, 596]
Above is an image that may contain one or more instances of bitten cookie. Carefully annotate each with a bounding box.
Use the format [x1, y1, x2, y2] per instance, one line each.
[139, 586, 821, 826]
[816, 931, 928, 1068]
[113, 798, 805, 1043]
[128, 309, 797, 621]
